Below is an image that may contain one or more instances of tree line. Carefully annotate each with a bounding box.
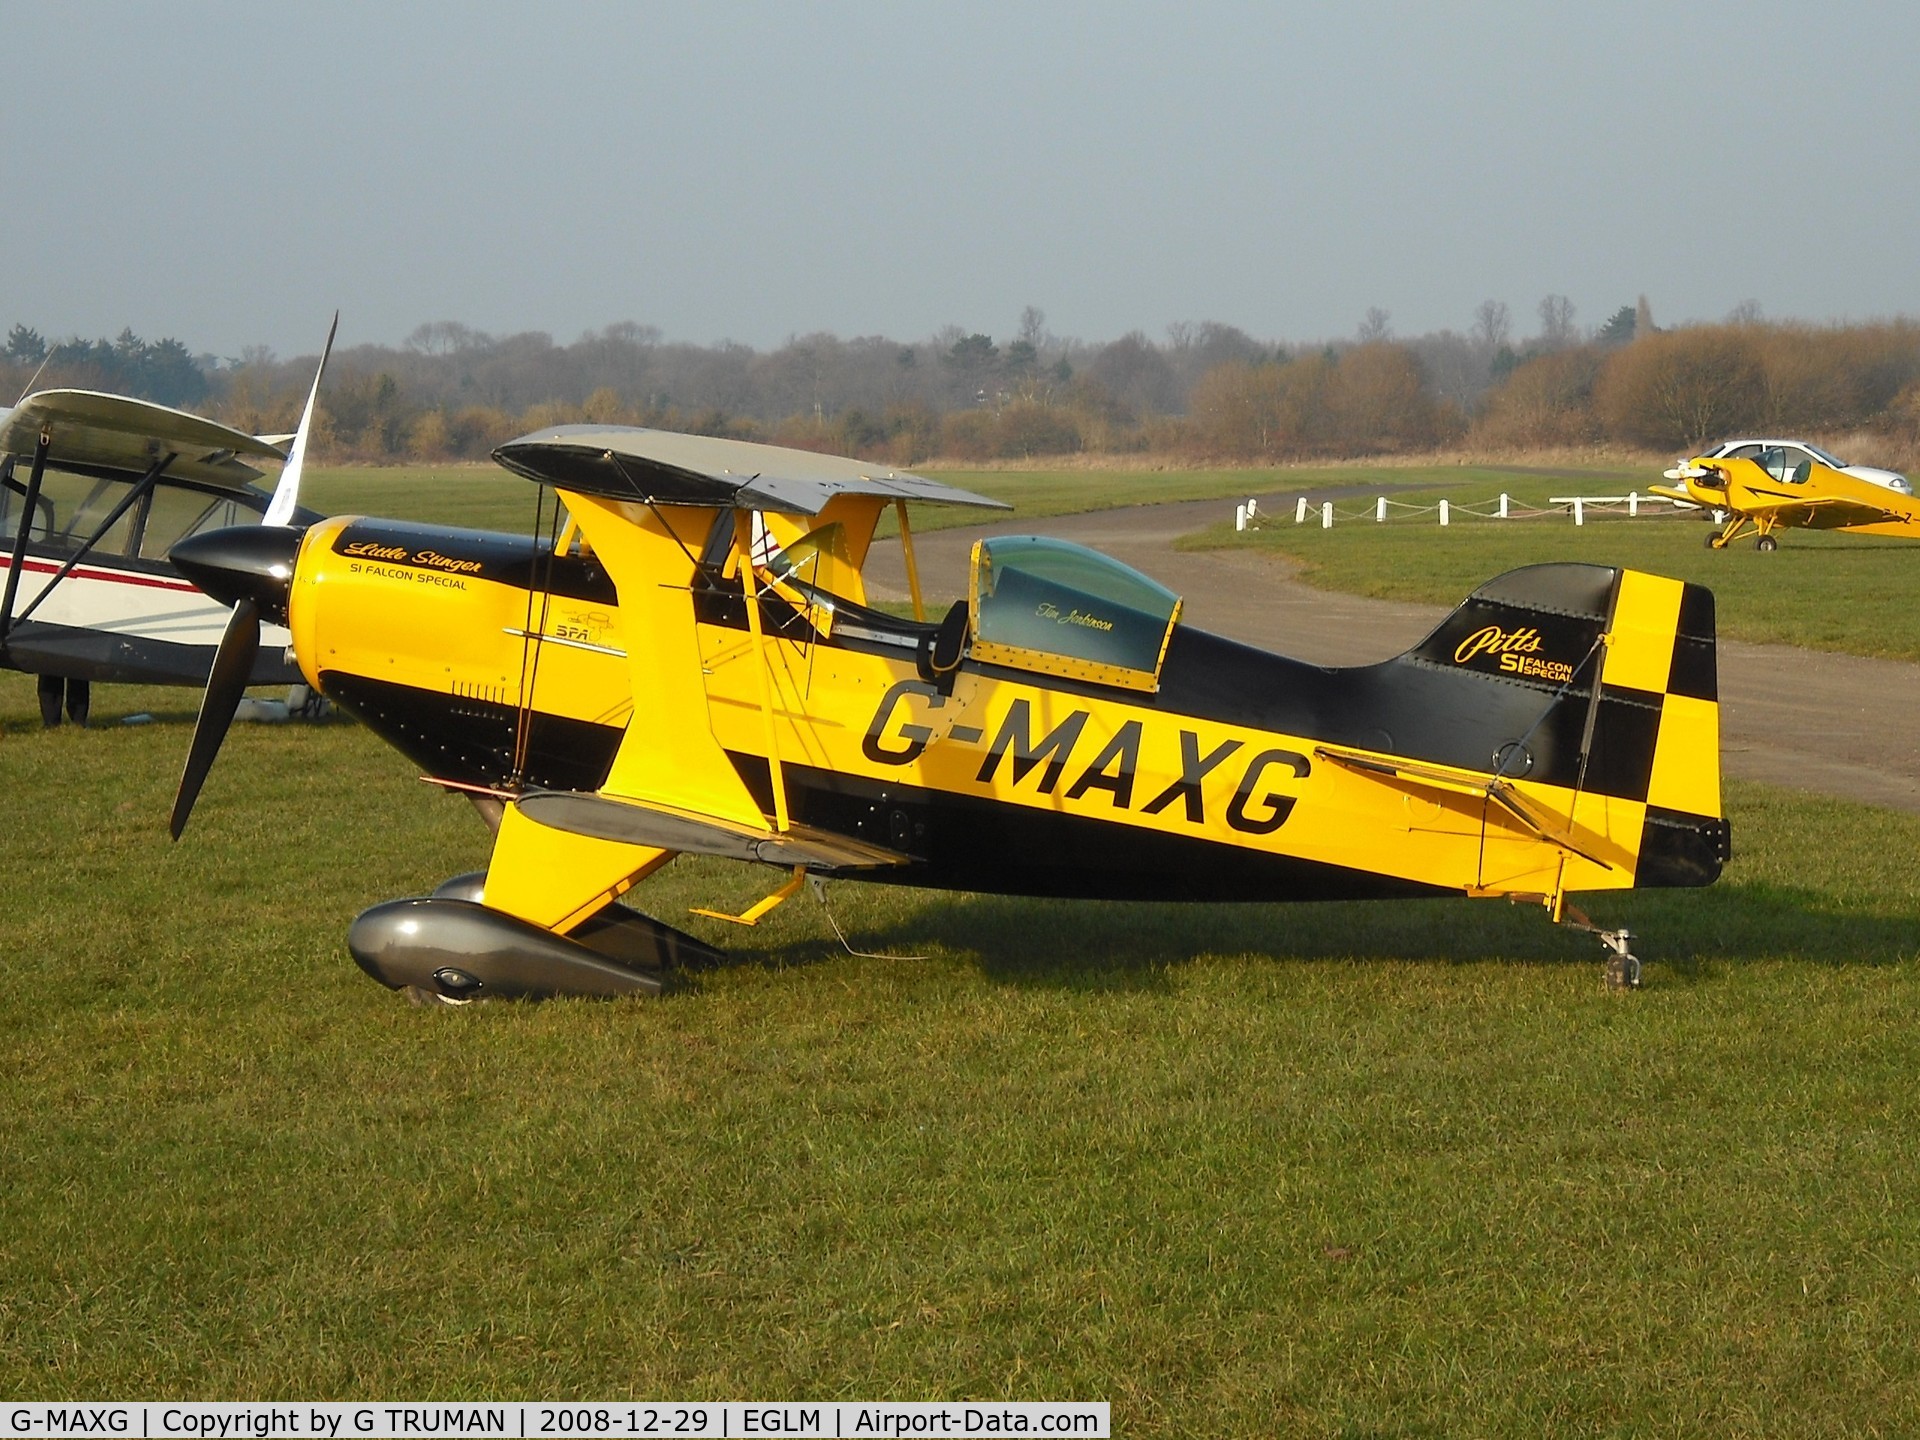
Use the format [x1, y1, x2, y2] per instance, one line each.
[4, 324, 209, 409]
[6, 302, 1919, 469]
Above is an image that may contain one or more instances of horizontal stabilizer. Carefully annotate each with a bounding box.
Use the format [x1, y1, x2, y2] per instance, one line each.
[493, 425, 1011, 515]
[1314, 744, 1611, 868]
[517, 790, 911, 871]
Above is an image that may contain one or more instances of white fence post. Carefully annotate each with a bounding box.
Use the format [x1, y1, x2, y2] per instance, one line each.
[1376, 496, 1388, 522]
[1439, 499, 1450, 527]
[1246, 498, 1258, 520]
[1321, 501, 1333, 529]
[1235, 504, 1247, 532]
[1499, 492, 1509, 519]
[1628, 491, 1639, 517]
[1572, 498, 1585, 526]
[1295, 496, 1308, 524]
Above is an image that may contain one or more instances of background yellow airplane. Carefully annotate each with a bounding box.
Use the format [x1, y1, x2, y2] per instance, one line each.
[1654, 445, 1920, 550]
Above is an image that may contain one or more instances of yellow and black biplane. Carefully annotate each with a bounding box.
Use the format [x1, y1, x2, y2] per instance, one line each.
[168, 428, 1728, 997]
[1654, 446, 1920, 550]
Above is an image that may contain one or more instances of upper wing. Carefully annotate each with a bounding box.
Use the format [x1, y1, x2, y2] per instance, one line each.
[0, 389, 286, 488]
[492, 424, 1012, 515]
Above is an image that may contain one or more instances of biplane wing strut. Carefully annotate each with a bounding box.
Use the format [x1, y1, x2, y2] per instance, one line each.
[0, 429, 52, 651]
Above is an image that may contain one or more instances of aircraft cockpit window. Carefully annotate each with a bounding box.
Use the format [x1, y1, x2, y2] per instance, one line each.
[0, 476, 52, 542]
[139, 488, 251, 560]
[0, 468, 138, 558]
[968, 535, 1181, 692]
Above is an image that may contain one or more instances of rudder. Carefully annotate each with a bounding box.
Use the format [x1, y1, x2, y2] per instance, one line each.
[1403, 563, 1727, 890]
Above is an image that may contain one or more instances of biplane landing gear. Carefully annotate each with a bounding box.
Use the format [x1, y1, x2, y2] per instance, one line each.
[348, 879, 725, 1002]
[1705, 529, 1727, 549]
[1756, 534, 1779, 552]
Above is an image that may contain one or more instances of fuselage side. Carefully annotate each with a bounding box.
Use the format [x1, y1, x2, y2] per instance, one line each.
[287, 508, 1723, 906]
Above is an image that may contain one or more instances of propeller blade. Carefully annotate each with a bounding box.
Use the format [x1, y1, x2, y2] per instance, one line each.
[169, 596, 262, 840]
[262, 311, 338, 528]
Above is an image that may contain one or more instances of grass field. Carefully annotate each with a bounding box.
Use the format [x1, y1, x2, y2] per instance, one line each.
[5, 665, 1920, 1432]
[7, 458, 1920, 1430]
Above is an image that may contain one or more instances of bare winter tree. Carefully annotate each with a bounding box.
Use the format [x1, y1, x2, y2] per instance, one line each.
[1357, 307, 1392, 343]
[1017, 305, 1048, 351]
[404, 321, 487, 356]
[1536, 295, 1577, 349]
[1471, 299, 1511, 351]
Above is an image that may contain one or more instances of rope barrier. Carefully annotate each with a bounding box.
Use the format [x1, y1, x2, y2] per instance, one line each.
[1232, 491, 1686, 530]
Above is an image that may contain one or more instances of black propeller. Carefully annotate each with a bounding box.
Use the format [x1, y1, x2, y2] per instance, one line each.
[169, 594, 261, 839]
[169, 314, 335, 839]
[167, 523, 306, 838]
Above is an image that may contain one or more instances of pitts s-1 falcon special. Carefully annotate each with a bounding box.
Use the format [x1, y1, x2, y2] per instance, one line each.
[168, 428, 1729, 999]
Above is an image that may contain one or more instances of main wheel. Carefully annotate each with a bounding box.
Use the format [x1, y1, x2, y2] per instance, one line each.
[1705, 529, 1726, 549]
[1756, 534, 1779, 552]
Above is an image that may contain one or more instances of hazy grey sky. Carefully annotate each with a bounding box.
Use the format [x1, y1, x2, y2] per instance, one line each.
[6, 0, 1917, 358]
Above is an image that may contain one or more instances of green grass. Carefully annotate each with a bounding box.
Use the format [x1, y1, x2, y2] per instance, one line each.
[1182, 474, 1920, 661]
[5, 671, 1920, 1433]
[305, 466, 538, 531]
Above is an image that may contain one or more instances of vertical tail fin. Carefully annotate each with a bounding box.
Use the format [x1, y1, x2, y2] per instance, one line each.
[1604, 569, 1728, 886]
[1402, 562, 1728, 889]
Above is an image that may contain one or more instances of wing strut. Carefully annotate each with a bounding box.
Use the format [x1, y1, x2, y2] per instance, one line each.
[732, 506, 791, 831]
[0, 430, 53, 650]
[894, 498, 926, 621]
[10, 451, 175, 630]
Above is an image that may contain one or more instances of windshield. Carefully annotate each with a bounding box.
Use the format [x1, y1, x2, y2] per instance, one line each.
[971, 535, 1181, 689]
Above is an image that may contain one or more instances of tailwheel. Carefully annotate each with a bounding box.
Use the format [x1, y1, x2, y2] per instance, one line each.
[1559, 903, 1642, 989]
[1601, 938, 1641, 990]
[1755, 534, 1779, 552]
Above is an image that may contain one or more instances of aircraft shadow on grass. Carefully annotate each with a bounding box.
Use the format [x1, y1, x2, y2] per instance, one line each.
[684, 877, 1919, 994]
